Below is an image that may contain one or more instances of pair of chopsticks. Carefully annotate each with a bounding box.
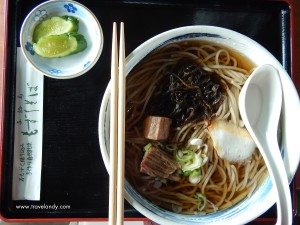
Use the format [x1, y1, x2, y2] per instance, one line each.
[109, 22, 125, 225]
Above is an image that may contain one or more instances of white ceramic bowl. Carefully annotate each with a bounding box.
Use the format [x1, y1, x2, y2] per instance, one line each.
[20, 0, 103, 79]
[98, 26, 300, 224]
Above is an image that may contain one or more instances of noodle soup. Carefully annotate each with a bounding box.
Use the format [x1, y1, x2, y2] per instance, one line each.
[125, 40, 268, 215]
[99, 26, 300, 225]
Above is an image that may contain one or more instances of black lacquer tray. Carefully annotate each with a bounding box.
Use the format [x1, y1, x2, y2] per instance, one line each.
[0, 0, 295, 222]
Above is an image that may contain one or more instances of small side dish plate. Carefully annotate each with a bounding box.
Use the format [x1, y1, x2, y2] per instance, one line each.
[20, 0, 103, 79]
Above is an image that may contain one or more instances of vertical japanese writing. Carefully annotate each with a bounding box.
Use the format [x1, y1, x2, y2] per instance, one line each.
[26, 143, 33, 176]
[12, 49, 44, 200]
[15, 83, 40, 181]
[18, 144, 25, 182]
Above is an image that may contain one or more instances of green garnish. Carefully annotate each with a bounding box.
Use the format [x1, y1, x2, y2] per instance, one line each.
[143, 143, 152, 152]
[33, 32, 87, 58]
[33, 16, 79, 43]
[195, 192, 207, 211]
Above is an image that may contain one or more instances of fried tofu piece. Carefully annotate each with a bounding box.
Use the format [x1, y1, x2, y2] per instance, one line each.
[208, 120, 256, 162]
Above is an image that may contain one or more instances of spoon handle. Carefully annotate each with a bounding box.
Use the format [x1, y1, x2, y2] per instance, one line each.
[255, 131, 292, 225]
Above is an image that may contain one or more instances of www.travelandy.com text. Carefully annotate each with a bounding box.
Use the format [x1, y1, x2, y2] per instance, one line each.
[15, 203, 70, 210]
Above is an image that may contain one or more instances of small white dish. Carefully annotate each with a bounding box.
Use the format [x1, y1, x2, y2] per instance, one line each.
[20, 0, 103, 79]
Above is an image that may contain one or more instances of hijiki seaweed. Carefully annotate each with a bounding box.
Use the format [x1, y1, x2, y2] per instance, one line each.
[147, 61, 225, 126]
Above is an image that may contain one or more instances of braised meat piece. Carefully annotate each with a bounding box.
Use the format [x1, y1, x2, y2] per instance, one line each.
[140, 145, 181, 181]
[144, 116, 172, 141]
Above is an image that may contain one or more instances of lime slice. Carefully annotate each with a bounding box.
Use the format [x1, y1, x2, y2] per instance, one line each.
[33, 16, 79, 43]
[33, 33, 87, 58]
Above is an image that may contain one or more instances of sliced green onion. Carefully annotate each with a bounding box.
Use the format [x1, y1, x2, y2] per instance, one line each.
[195, 192, 207, 211]
[177, 168, 183, 175]
[189, 170, 201, 184]
[201, 155, 208, 166]
[201, 144, 208, 154]
[183, 170, 192, 177]
[182, 152, 202, 172]
[143, 143, 152, 152]
[165, 144, 178, 152]
[176, 149, 194, 163]
[157, 141, 165, 150]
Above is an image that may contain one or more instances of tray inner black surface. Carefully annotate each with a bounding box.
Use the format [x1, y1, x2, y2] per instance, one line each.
[1, 0, 291, 219]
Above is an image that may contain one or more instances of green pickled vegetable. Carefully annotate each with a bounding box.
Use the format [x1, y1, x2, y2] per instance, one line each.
[33, 32, 87, 58]
[33, 16, 79, 43]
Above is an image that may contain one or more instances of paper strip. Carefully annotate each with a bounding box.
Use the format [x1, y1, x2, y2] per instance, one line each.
[12, 48, 44, 200]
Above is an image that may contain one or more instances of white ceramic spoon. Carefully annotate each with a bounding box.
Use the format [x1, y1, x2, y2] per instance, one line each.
[239, 64, 292, 225]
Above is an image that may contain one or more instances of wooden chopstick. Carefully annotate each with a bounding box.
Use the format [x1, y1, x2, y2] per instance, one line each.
[108, 22, 118, 225]
[109, 22, 125, 225]
[117, 22, 125, 225]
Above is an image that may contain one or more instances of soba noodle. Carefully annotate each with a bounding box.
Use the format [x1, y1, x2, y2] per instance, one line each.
[125, 40, 267, 214]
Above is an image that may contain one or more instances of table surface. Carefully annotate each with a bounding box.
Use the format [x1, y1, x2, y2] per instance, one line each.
[0, 0, 299, 221]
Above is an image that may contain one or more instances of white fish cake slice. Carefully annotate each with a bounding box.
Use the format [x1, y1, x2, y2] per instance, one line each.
[208, 120, 256, 162]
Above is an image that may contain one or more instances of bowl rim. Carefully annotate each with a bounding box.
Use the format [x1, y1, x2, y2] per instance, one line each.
[20, 0, 104, 79]
[98, 25, 300, 224]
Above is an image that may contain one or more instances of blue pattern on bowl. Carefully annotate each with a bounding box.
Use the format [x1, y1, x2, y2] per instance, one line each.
[84, 61, 91, 68]
[34, 9, 48, 21]
[48, 68, 62, 75]
[64, 3, 77, 13]
[25, 42, 35, 55]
